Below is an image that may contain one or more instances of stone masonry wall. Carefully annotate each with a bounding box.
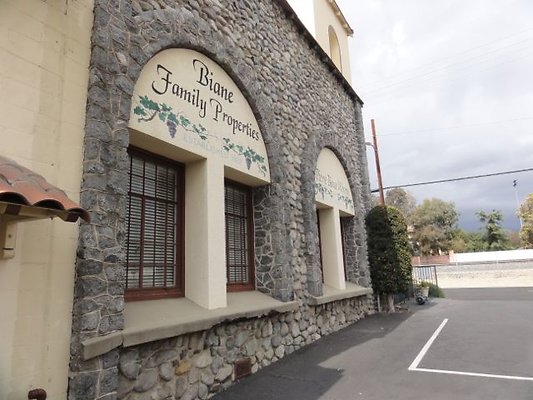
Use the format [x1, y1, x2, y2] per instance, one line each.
[118, 298, 373, 400]
[69, 0, 374, 398]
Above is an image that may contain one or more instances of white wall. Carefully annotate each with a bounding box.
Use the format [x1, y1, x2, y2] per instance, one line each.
[0, 1, 93, 398]
[313, 0, 352, 82]
[451, 249, 533, 263]
[286, 0, 316, 37]
[287, 0, 353, 82]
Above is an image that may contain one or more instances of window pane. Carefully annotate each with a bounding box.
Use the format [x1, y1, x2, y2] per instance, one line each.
[225, 183, 253, 289]
[126, 150, 183, 298]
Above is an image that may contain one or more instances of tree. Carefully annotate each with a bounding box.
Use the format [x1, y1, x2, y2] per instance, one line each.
[507, 230, 521, 249]
[411, 198, 458, 255]
[449, 229, 468, 253]
[370, 194, 381, 208]
[450, 229, 486, 253]
[476, 210, 509, 250]
[519, 194, 533, 248]
[366, 205, 412, 312]
[385, 188, 416, 222]
[463, 231, 486, 252]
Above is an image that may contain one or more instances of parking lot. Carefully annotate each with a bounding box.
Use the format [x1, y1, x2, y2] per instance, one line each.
[215, 287, 533, 400]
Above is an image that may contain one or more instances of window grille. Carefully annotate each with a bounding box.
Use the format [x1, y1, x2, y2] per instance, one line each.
[125, 148, 184, 300]
[225, 182, 254, 291]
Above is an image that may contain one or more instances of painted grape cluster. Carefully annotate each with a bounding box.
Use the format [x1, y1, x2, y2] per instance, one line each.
[133, 95, 208, 140]
[133, 95, 268, 176]
[222, 138, 268, 176]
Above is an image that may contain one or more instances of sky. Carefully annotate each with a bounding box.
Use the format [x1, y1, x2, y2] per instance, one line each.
[336, 0, 533, 231]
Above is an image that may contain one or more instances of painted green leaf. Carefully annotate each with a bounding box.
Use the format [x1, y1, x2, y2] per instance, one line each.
[168, 113, 178, 123]
[180, 115, 190, 127]
[139, 95, 160, 111]
[133, 106, 146, 116]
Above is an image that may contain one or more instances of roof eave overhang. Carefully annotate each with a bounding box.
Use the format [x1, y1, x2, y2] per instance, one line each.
[0, 201, 90, 223]
[0, 154, 90, 224]
[328, 0, 355, 36]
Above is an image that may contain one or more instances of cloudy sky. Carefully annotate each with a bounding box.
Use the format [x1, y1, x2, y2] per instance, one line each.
[336, 0, 533, 231]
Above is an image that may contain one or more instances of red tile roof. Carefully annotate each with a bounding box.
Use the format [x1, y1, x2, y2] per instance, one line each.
[0, 155, 90, 223]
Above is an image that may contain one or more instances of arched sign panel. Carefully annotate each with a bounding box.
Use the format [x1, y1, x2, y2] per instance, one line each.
[315, 148, 354, 215]
[129, 48, 270, 183]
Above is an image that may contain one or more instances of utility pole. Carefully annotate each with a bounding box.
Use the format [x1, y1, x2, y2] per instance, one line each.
[513, 180, 523, 229]
[370, 119, 385, 205]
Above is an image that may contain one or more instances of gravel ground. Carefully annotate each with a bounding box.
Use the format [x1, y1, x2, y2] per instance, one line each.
[436, 261, 533, 288]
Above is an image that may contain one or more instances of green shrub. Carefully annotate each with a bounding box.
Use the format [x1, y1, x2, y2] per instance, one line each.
[428, 283, 445, 298]
[366, 205, 412, 294]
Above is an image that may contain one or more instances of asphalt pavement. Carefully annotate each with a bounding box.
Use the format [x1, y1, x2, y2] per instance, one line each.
[214, 288, 533, 400]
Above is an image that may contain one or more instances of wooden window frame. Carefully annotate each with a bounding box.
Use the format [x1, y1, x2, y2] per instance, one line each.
[224, 179, 255, 292]
[340, 217, 347, 279]
[125, 147, 185, 302]
[317, 209, 324, 282]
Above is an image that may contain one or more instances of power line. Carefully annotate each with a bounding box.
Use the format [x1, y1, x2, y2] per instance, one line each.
[362, 36, 533, 96]
[370, 167, 533, 193]
[360, 47, 533, 108]
[363, 47, 533, 99]
[375, 117, 533, 138]
[359, 25, 533, 90]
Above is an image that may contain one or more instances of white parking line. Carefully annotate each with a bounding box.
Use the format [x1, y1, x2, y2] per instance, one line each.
[409, 318, 533, 382]
[408, 318, 448, 370]
[412, 367, 533, 382]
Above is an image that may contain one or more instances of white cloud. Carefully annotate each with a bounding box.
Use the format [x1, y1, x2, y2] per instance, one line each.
[338, 0, 533, 230]
[391, 22, 406, 47]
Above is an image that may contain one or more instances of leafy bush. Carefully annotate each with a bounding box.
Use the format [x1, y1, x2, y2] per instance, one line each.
[366, 205, 412, 294]
[428, 283, 445, 298]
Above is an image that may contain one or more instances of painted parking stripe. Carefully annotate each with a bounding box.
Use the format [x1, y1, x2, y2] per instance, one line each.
[408, 318, 449, 370]
[409, 318, 533, 382]
[412, 367, 533, 382]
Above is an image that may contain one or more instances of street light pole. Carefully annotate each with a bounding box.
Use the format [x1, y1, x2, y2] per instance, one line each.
[369, 119, 385, 205]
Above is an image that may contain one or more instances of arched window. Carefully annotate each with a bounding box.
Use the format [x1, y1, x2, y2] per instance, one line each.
[127, 48, 271, 308]
[314, 148, 354, 290]
[328, 26, 342, 71]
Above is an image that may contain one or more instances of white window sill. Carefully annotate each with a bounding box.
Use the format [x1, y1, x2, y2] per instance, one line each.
[309, 282, 373, 306]
[81, 291, 299, 360]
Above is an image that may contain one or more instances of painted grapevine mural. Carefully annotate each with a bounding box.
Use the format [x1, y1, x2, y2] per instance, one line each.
[133, 96, 210, 140]
[315, 148, 355, 215]
[129, 49, 270, 181]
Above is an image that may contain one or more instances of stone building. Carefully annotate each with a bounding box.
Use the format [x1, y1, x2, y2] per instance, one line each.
[0, 0, 374, 399]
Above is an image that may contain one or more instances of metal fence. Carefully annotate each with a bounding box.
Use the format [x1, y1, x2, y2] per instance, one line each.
[379, 265, 440, 308]
[412, 264, 439, 287]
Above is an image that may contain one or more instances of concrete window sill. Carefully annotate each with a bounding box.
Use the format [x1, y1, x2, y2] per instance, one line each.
[81, 291, 299, 360]
[309, 282, 373, 306]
